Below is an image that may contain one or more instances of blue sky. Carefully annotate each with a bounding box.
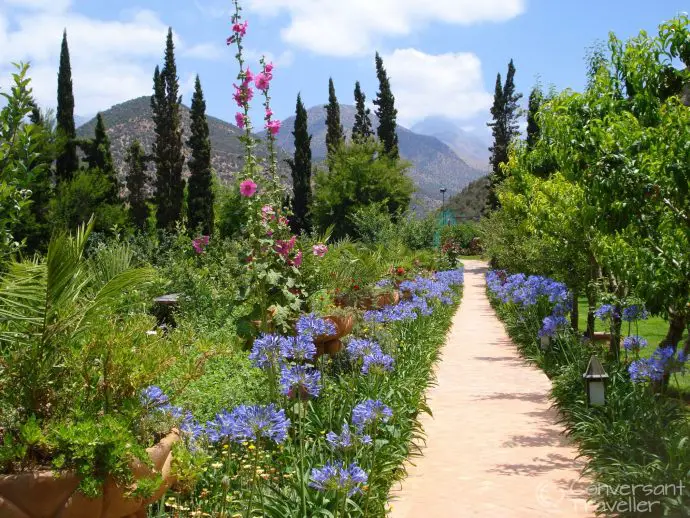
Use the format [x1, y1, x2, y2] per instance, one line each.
[1, 0, 687, 141]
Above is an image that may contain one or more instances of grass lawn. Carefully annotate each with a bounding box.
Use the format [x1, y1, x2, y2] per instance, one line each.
[577, 298, 690, 399]
[458, 255, 483, 261]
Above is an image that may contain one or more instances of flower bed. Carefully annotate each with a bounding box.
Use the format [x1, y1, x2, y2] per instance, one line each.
[486, 270, 690, 516]
[150, 268, 464, 517]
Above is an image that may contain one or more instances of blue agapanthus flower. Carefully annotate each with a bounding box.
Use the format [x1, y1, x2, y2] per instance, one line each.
[205, 404, 290, 444]
[623, 335, 648, 352]
[281, 334, 317, 362]
[140, 386, 169, 408]
[361, 350, 395, 375]
[296, 313, 336, 338]
[622, 304, 649, 322]
[309, 461, 368, 496]
[325, 423, 371, 451]
[352, 399, 393, 432]
[628, 346, 687, 382]
[594, 304, 619, 322]
[538, 315, 569, 338]
[279, 364, 321, 399]
[346, 338, 382, 361]
[249, 334, 286, 369]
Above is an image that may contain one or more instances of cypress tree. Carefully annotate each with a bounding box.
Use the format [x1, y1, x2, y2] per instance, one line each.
[526, 85, 543, 150]
[373, 52, 399, 159]
[187, 75, 214, 235]
[125, 140, 149, 230]
[86, 113, 118, 203]
[287, 93, 313, 233]
[151, 28, 185, 230]
[352, 81, 373, 142]
[56, 30, 78, 182]
[325, 78, 344, 169]
[486, 59, 522, 211]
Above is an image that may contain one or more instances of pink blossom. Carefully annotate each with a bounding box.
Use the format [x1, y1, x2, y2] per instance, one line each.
[290, 250, 303, 268]
[278, 216, 289, 227]
[235, 112, 246, 129]
[267, 230, 274, 237]
[275, 235, 297, 257]
[233, 84, 254, 108]
[264, 62, 274, 75]
[266, 119, 281, 136]
[192, 235, 210, 254]
[261, 204, 275, 215]
[239, 179, 257, 197]
[254, 72, 271, 91]
[265, 108, 273, 119]
[232, 21, 248, 37]
[312, 244, 328, 257]
[243, 68, 254, 85]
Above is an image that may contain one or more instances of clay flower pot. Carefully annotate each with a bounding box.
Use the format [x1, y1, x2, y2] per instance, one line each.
[0, 430, 181, 518]
[314, 313, 355, 345]
[375, 290, 400, 308]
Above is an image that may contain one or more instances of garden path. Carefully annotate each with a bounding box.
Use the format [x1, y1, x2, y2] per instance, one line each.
[389, 260, 592, 517]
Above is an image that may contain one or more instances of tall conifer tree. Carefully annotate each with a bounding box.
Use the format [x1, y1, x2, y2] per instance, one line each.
[187, 75, 214, 235]
[288, 93, 313, 233]
[352, 81, 373, 141]
[325, 78, 344, 169]
[373, 52, 399, 159]
[486, 59, 522, 211]
[151, 28, 185, 230]
[526, 85, 543, 150]
[125, 140, 149, 230]
[56, 30, 78, 182]
[86, 114, 118, 203]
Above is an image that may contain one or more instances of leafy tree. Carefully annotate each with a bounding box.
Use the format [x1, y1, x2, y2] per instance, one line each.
[56, 30, 78, 183]
[287, 93, 312, 233]
[85, 114, 118, 204]
[312, 140, 413, 239]
[325, 78, 344, 169]
[487, 59, 522, 210]
[125, 140, 149, 231]
[352, 81, 373, 141]
[187, 75, 214, 235]
[151, 28, 185, 230]
[373, 52, 399, 159]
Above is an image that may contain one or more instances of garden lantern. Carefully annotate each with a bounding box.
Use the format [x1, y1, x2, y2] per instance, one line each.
[583, 355, 608, 406]
[539, 335, 551, 351]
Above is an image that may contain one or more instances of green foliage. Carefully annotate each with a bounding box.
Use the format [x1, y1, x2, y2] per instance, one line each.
[312, 140, 413, 239]
[84, 113, 118, 204]
[186, 76, 214, 235]
[50, 168, 128, 233]
[288, 93, 313, 233]
[152, 29, 185, 230]
[373, 52, 399, 159]
[216, 180, 247, 239]
[525, 85, 542, 150]
[447, 176, 489, 221]
[56, 30, 78, 183]
[125, 140, 150, 230]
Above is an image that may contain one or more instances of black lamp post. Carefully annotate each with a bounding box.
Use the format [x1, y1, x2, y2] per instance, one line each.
[440, 187, 447, 225]
[583, 355, 609, 406]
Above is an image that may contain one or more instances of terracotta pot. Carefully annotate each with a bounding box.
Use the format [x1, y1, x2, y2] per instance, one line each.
[0, 430, 181, 518]
[375, 290, 401, 308]
[324, 339, 343, 356]
[357, 297, 374, 310]
[314, 313, 355, 344]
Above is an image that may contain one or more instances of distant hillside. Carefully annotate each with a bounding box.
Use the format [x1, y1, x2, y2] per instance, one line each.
[77, 96, 291, 185]
[411, 116, 490, 172]
[447, 175, 490, 221]
[275, 105, 484, 205]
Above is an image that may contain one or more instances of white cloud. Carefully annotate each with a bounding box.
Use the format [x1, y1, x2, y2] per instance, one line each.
[183, 42, 225, 61]
[382, 48, 493, 126]
[242, 0, 525, 56]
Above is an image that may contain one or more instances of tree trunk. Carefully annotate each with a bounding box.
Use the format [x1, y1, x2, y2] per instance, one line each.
[570, 287, 579, 334]
[610, 304, 622, 360]
[585, 253, 599, 338]
[660, 309, 687, 389]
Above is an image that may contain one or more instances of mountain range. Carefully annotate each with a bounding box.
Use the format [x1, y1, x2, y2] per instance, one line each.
[77, 98, 486, 206]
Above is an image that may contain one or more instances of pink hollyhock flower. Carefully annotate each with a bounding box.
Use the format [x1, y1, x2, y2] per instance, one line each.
[278, 216, 289, 227]
[233, 84, 254, 107]
[267, 230, 274, 237]
[312, 244, 328, 257]
[235, 112, 245, 128]
[265, 108, 273, 119]
[192, 235, 210, 254]
[266, 119, 281, 136]
[232, 21, 248, 36]
[254, 72, 270, 91]
[275, 235, 297, 257]
[239, 179, 257, 197]
[291, 250, 303, 268]
[243, 68, 254, 85]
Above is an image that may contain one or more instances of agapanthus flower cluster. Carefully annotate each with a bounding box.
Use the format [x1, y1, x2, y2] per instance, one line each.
[249, 334, 286, 370]
[622, 304, 650, 322]
[326, 423, 372, 451]
[140, 386, 203, 442]
[296, 313, 336, 338]
[206, 404, 290, 444]
[352, 399, 393, 433]
[192, 235, 210, 254]
[628, 346, 687, 383]
[279, 364, 321, 400]
[487, 271, 570, 311]
[538, 314, 569, 338]
[362, 350, 395, 375]
[281, 334, 317, 362]
[623, 335, 648, 353]
[594, 304, 619, 322]
[310, 461, 368, 497]
[140, 385, 169, 408]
